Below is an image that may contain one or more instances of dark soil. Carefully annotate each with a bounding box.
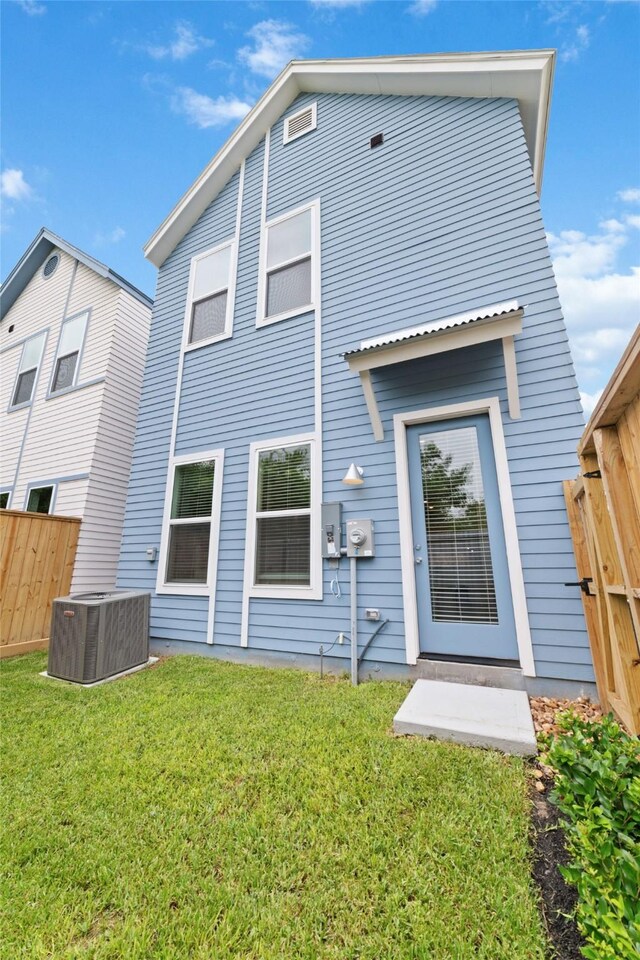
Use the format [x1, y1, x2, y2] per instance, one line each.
[530, 781, 584, 960]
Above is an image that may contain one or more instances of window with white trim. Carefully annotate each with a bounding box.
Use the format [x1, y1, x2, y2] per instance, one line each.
[253, 442, 312, 588]
[186, 241, 234, 347]
[51, 312, 88, 393]
[11, 332, 46, 407]
[27, 486, 54, 514]
[259, 204, 317, 325]
[0, 492, 9, 510]
[164, 458, 217, 586]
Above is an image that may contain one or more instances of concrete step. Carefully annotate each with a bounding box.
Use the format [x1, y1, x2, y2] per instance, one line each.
[393, 678, 537, 756]
[412, 657, 525, 690]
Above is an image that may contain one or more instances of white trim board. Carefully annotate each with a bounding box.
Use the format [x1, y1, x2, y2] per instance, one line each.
[393, 397, 535, 676]
[144, 50, 556, 267]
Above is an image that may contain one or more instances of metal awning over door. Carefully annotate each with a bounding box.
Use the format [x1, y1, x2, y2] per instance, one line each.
[343, 301, 524, 441]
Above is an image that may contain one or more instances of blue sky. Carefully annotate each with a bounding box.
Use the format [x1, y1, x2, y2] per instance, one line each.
[2, 0, 639, 410]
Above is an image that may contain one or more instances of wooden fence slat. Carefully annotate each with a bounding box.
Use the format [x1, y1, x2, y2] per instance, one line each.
[563, 480, 609, 710]
[565, 326, 640, 734]
[0, 510, 81, 658]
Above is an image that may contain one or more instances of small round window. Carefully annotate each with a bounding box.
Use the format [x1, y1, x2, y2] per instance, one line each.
[43, 254, 59, 278]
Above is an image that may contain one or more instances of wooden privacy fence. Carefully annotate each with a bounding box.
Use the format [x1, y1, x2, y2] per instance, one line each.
[564, 325, 640, 735]
[0, 509, 81, 658]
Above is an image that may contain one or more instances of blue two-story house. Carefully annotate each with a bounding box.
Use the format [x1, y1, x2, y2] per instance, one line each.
[117, 51, 595, 697]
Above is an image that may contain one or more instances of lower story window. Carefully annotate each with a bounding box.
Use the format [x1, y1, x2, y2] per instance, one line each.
[0, 492, 9, 509]
[27, 486, 54, 514]
[165, 460, 216, 585]
[253, 442, 312, 588]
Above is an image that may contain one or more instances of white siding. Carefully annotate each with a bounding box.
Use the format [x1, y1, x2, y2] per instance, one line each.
[54, 477, 89, 517]
[1, 244, 152, 592]
[71, 289, 151, 592]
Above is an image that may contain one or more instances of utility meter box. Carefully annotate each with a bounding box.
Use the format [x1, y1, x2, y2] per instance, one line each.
[321, 502, 342, 559]
[346, 519, 375, 558]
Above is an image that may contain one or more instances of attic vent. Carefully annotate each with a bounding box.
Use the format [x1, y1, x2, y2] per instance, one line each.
[43, 254, 59, 278]
[283, 103, 317, 144]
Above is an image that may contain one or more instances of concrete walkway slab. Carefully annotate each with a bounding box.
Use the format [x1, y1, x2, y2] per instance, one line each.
[393, 678, 537, 756]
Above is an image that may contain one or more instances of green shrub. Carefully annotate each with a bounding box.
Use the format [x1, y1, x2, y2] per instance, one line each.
[542, 712, 640, 960]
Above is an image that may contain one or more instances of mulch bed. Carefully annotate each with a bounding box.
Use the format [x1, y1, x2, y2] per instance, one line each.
[529, 777, 584, 960]
[527, 695, 603, 960]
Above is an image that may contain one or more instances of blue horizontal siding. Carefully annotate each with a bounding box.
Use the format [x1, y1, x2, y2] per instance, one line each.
[117, 89, 592, 683]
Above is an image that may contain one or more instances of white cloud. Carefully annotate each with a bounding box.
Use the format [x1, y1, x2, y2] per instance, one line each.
[238, 20, 310, 79]
[580, 389, 603, 416]
[94, 226, 126, 246]
[618, 187, 640, 203]
[549, 216, 640, 394]
[172, 87, 251, 129]
[626, 214, 640, 230]
[16, 0, 46, 15]
[560, 24, 590, 62]
[143, 21, 213, 61]
[0, 168, 33, 201]
[407, 0, 438, 14]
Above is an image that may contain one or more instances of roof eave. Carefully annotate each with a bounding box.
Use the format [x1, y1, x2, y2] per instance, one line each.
[144, 50, 556, 269]
[1, 228, 153, 320]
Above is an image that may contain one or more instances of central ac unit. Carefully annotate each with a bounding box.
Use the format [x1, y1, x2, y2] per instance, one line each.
[48, 590, 150, 684]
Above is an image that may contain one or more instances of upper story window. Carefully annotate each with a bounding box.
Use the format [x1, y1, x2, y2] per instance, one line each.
[11, 332, 46, 408]
[51, 311, 88, 394]
[185, 240, 235, 350]
[258, 202, 318, 327]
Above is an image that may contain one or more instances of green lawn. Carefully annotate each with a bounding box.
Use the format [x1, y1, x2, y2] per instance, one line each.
[1, 654, 547, 959]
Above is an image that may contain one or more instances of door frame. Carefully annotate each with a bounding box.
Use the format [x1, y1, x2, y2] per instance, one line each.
[393, 397, 535, 675]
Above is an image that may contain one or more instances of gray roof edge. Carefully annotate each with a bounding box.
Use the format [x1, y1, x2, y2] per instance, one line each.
[0, 228, 153, 320]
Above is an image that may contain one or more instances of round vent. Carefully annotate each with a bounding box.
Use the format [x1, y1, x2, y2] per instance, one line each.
[43, 254, 59, 278]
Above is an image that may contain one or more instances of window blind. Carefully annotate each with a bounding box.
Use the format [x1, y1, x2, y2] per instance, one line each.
[265, 209, 312, 318]
[171, 461, 215, 519]
[166, 523, 211, 584]
[419, 427, 498, 625]
[254, 443, 312, 587]
[52, 353, 78, 392]
[190, 292, 228, 344]
[258, 446, 310, 512]
[255, 515, 311, 585]
[165, 460, 216, 585]
[266, 258, 311, 319]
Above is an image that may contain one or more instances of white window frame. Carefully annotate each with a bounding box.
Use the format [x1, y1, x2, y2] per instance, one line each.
[256, 200, 320, 329]
[9, 331, 47, 410]
[244, 432, 321, 601]
[156, 448, 225, 597]
[48, 309, 90, 396]
[283, 101, 317, 145]
[183, 239, 237, 353]
[393, 397, 535, 675]
[25, 483, 56, 515]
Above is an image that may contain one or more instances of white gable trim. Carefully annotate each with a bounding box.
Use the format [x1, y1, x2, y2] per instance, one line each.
[144, 50, 555, 267]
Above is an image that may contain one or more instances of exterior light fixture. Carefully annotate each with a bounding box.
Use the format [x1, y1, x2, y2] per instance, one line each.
[342, 463, 364, 486]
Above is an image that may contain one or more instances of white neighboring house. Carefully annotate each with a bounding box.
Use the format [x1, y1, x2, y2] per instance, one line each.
[0, 228, 152, 593]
